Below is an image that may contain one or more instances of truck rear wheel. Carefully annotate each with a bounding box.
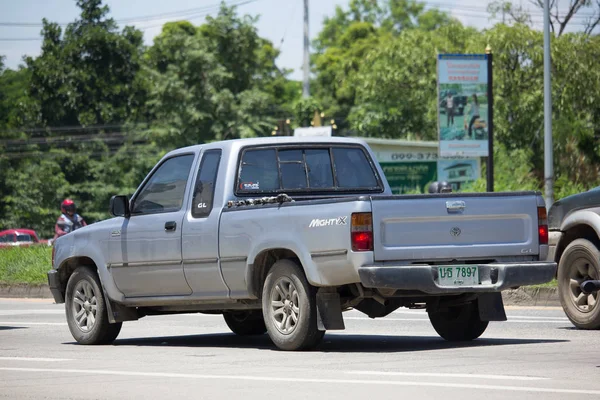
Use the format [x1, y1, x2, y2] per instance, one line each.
[428, 301, 488, 341]
[65, 267, 122, 345]
[558, 239, 600, 329]
[262, 259, 324, 351]
[223, 310, 267, 336]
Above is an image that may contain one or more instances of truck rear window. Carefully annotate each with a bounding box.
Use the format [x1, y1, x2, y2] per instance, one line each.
[236, 145, 381, 195]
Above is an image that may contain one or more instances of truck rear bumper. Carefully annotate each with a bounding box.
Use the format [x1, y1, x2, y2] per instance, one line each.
[358, 262, 557, 294]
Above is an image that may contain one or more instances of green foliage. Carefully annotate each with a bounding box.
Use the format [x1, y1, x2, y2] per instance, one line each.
[312, 0, 468, 136]
[0, 157, 69, 238]
[0, 246, 52, 284]
[25, 1, 144, 127]
[466, 24, 600, 194]
[144, 7, 287, 148]
[461, 144, 540, 193]
[293, 97, 323, 127]
[349, 23, 474, 140]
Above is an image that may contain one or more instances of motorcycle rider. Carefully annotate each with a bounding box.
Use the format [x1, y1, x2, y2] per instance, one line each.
[54, 199, 87, 240]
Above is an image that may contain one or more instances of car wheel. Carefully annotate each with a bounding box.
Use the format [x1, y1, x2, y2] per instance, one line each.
[262, 259, 324, 351]
[428, 301, 488, 341]
[65, 267, 122, 345]
[558, 239, 600, 329]
[223, 310, 267, 336]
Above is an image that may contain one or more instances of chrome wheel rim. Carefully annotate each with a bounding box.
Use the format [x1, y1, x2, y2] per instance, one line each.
[568, 257, 599, 313]
[270, 277, 300, 335]
[72, 281, 97, 332]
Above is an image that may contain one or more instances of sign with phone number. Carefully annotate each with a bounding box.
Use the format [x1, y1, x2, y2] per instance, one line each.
[376, 151, 472, 163]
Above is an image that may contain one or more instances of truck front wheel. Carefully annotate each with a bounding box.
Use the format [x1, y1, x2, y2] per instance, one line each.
[65, 267, 122, 345]
[223, 310, 267, 336]
[427, 301, 488, 341]
[262, 259, 324, 351]
[558, 239, 600, 329]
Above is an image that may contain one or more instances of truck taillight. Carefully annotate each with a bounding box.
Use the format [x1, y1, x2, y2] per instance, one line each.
[351, 212, 373, 252]
[538, 207, 548, 245]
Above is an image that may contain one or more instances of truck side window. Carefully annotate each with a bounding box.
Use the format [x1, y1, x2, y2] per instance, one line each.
[131, 154, 195, 215]
[238, 149, 279, 192]
[191, 150, 222, 218]
[332, 147, 378, 188]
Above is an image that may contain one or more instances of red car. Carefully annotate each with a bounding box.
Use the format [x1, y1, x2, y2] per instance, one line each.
[0, 229, 43, 247]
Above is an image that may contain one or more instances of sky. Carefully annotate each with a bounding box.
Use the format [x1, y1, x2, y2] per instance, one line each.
[0, 0, 594, 80]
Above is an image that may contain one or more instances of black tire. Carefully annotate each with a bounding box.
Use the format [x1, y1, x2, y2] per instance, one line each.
[223, 310, 267, 336]
[427, 301, 488, 341]
[65, 267, 122, 345]
[558, 239, 600, 329]
[262, 259, 324, 351]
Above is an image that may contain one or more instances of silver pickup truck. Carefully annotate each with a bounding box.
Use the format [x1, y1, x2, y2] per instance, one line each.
[48, 137, 556, 350]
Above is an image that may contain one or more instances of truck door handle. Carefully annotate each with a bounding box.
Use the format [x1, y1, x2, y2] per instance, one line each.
[446, 200, 466, 213]
[164, 221, 177, 232]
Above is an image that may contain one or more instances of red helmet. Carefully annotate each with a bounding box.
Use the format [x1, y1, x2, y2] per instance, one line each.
[61, 199, 76, 214]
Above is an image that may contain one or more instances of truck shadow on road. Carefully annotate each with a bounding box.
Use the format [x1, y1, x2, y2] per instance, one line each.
[103, 333, 566, 353]
[0, 326, 27, 331]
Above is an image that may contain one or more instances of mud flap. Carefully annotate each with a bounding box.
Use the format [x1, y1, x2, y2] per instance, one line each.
[103, 292, 139, 324]
[477, 292, 507, 321]
[316, 289, 345, 331]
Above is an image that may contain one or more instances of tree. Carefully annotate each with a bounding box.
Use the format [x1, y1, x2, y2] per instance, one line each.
[0, 0, 148, 233]
[26, 0, 145, 127]
[488, 0, 600, 36]
[466, 24, 600, 194]
[0, 157, 69, 238]
[312, 0, 456, 134]
[348, 22, 476, 139]
[530, 0, 600, 36]
[144, 6, 288, 148]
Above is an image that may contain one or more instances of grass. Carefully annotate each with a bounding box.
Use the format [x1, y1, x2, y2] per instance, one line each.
[0, 245, 52, 285]
[527, 279, 558, 289]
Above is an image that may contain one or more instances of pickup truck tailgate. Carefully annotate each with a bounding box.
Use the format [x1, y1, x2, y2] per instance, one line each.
[371, 194, 539, 261]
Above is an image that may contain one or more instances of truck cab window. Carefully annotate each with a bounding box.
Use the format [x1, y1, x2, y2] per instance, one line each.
[279, 149, 308, 189]
[131, 154, 194, 215]
[305, 149, 334, 188]
[333, 147, 378, 189]
[192, 150, 222, 218]
[238, 149, 279, 192]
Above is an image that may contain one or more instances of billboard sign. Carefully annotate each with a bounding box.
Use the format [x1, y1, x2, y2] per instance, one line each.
[438, 54, 489, 157]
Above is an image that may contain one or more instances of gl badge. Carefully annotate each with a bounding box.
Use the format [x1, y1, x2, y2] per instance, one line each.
[450, 227, 462, 237]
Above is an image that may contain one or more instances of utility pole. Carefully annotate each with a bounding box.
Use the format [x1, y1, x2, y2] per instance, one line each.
[302, 0, 310, 98]
[543, 0, 554, 209]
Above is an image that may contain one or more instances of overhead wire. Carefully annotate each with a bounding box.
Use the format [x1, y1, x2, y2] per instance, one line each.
[0, 0, 597, 40]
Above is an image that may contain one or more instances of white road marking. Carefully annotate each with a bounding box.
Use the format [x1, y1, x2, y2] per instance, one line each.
[0, 357, 72, 362]
[346, 370, 549, 381]
[1, 367, 599, 395]
[0, 310, 63, 316]
[0, 321, 66, 326]
[345, 317, 430, 322]
[344, 317, 568, 324]
[506, 315, 568, 320]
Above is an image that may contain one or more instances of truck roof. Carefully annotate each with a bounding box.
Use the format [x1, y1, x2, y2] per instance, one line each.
[164, 136, 369, 158]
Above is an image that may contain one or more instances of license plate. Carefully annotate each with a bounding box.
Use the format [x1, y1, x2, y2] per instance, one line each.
[437, 266, 479, 287]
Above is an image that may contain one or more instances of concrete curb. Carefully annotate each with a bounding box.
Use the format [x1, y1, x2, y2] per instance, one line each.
[0, 284, 561, 306]
[0, 284, 52, 299]
[502, 287, 560, 307]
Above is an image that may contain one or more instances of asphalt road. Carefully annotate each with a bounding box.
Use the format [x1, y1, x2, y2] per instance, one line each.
[1, 298, 599, 400]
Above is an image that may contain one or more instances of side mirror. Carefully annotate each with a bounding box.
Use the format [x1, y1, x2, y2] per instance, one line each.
[110, 195, 130, 218]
